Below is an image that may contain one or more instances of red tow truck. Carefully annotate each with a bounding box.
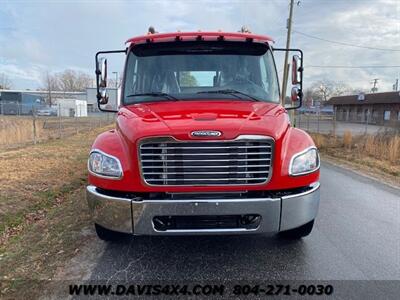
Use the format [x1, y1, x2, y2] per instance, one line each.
[86, 30, 320, 241]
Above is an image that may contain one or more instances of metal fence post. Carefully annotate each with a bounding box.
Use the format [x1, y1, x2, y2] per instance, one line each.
[297, 112, 301, 129]
[75, 114, 79, 134]
[58, 103, 62, 138]
[365, 110, 369, 135]
[333, 107, 337, 137]
[32, 106, 37, 145]
[317, 112, 320, 133]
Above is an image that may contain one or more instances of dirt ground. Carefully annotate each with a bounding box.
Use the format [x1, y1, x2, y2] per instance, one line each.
[0, 125, 113, 298]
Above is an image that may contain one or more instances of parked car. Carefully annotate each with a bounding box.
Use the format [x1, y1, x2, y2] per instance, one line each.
[36, 108, 57, 116]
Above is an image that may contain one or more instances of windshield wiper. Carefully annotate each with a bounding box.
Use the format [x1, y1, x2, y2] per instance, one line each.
[196, 89, 261, 101]
[126, 92, 178, 101]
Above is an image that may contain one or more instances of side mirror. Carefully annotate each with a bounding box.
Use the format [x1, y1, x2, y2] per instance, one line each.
[98, 88, 109, 105]
[273, 48, 304, 110]
[291, 86, 301, 103]
[291, 55, 301, 85]
[99, 57, 107, 87]
[95, 49, 126, 112]
[283, 87, 301, 109]
[97, 57, 108, 105]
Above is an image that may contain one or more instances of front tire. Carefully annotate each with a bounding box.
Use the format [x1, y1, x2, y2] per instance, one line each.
[279, 220, 314, 239]
[95, 223, 128, 242]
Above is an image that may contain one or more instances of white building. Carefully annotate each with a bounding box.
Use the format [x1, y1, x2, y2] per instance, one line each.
[55, 99, 88, 117]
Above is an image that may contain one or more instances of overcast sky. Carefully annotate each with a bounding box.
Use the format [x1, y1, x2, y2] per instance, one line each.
[0, 0, 399, 92]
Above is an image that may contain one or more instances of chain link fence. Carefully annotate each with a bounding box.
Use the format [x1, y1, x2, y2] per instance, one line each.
[2, 102, 399, 149]
[294, 110, 399, 136]
[0, 102, 114, 150]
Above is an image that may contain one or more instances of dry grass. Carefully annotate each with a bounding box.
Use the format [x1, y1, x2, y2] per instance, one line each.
[0, 117, 41, 146]
[364, 135, 376, 156]
[314, 131, 400, 163]
[388, 135, 400, 163]
[0, 124, 114, 297]
[0, 116, 112, 149]
[0, 125, 113, 243]
[359, 133, 400, 164]
[343, 131, 352, 149]
[311, 133, 327, 149]
[311, 131, 400, 182]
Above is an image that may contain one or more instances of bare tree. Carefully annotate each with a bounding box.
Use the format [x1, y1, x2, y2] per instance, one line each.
[57, 69, 92, 92]
[41, 71, 60, 106]
[40, 69, 93, 105]
[303, 88, 315, 107]
[0, 73, 12, 89]
[108, 71, 123, 89]
[308, 80, 355, 102]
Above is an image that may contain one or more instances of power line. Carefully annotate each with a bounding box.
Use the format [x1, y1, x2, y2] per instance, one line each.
[306, 65, 400, 69]
[293, 30, 400, 52]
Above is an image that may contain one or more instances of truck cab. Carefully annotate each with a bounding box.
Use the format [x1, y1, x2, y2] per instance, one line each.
[87, 31, 320, 241]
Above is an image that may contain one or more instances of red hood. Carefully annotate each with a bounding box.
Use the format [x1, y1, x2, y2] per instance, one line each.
[90, 100, 319, 193]
[117, 100, 289, 142]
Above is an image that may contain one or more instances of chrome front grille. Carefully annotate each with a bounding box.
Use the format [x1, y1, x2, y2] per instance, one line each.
[139, 136, 274, 186]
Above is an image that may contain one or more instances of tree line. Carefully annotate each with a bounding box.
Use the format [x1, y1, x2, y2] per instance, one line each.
[40, 70, 94, 105]
[0, 70, 95, 92]
[1, 71, 368, 106]
[303, 80, 367, 105]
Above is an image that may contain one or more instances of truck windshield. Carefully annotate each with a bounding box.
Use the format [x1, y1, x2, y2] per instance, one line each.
[123, 41, 280, 104]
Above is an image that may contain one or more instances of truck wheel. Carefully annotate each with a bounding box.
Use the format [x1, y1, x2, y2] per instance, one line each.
[279, 220, 314, 239]
[95, 223, 128, 242]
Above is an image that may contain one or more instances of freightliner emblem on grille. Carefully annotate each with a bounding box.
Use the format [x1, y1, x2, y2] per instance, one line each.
[190, 130, 222, 137]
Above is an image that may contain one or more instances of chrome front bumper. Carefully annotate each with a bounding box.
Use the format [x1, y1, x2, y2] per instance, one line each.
[86, 183, 320, 235]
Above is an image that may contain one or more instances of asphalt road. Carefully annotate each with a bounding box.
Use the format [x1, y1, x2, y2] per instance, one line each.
[83, 162, 399, 297]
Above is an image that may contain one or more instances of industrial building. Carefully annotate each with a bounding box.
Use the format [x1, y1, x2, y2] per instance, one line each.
[0, 91, 46, 115]
[328, 91, 400, 125]
[0, 88, 118, 116]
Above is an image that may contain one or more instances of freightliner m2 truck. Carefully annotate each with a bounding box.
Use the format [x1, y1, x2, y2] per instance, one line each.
[87, 30, 320, 241]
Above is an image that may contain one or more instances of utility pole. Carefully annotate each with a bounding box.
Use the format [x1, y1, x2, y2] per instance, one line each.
[393, 79, 399, 91]
[281, 0, 295, 106]
[370, 78, 379, 93]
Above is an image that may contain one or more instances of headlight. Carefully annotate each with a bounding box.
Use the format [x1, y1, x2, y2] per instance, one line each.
[88, 150, 123, 179]
[289, 147, 320, 176]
